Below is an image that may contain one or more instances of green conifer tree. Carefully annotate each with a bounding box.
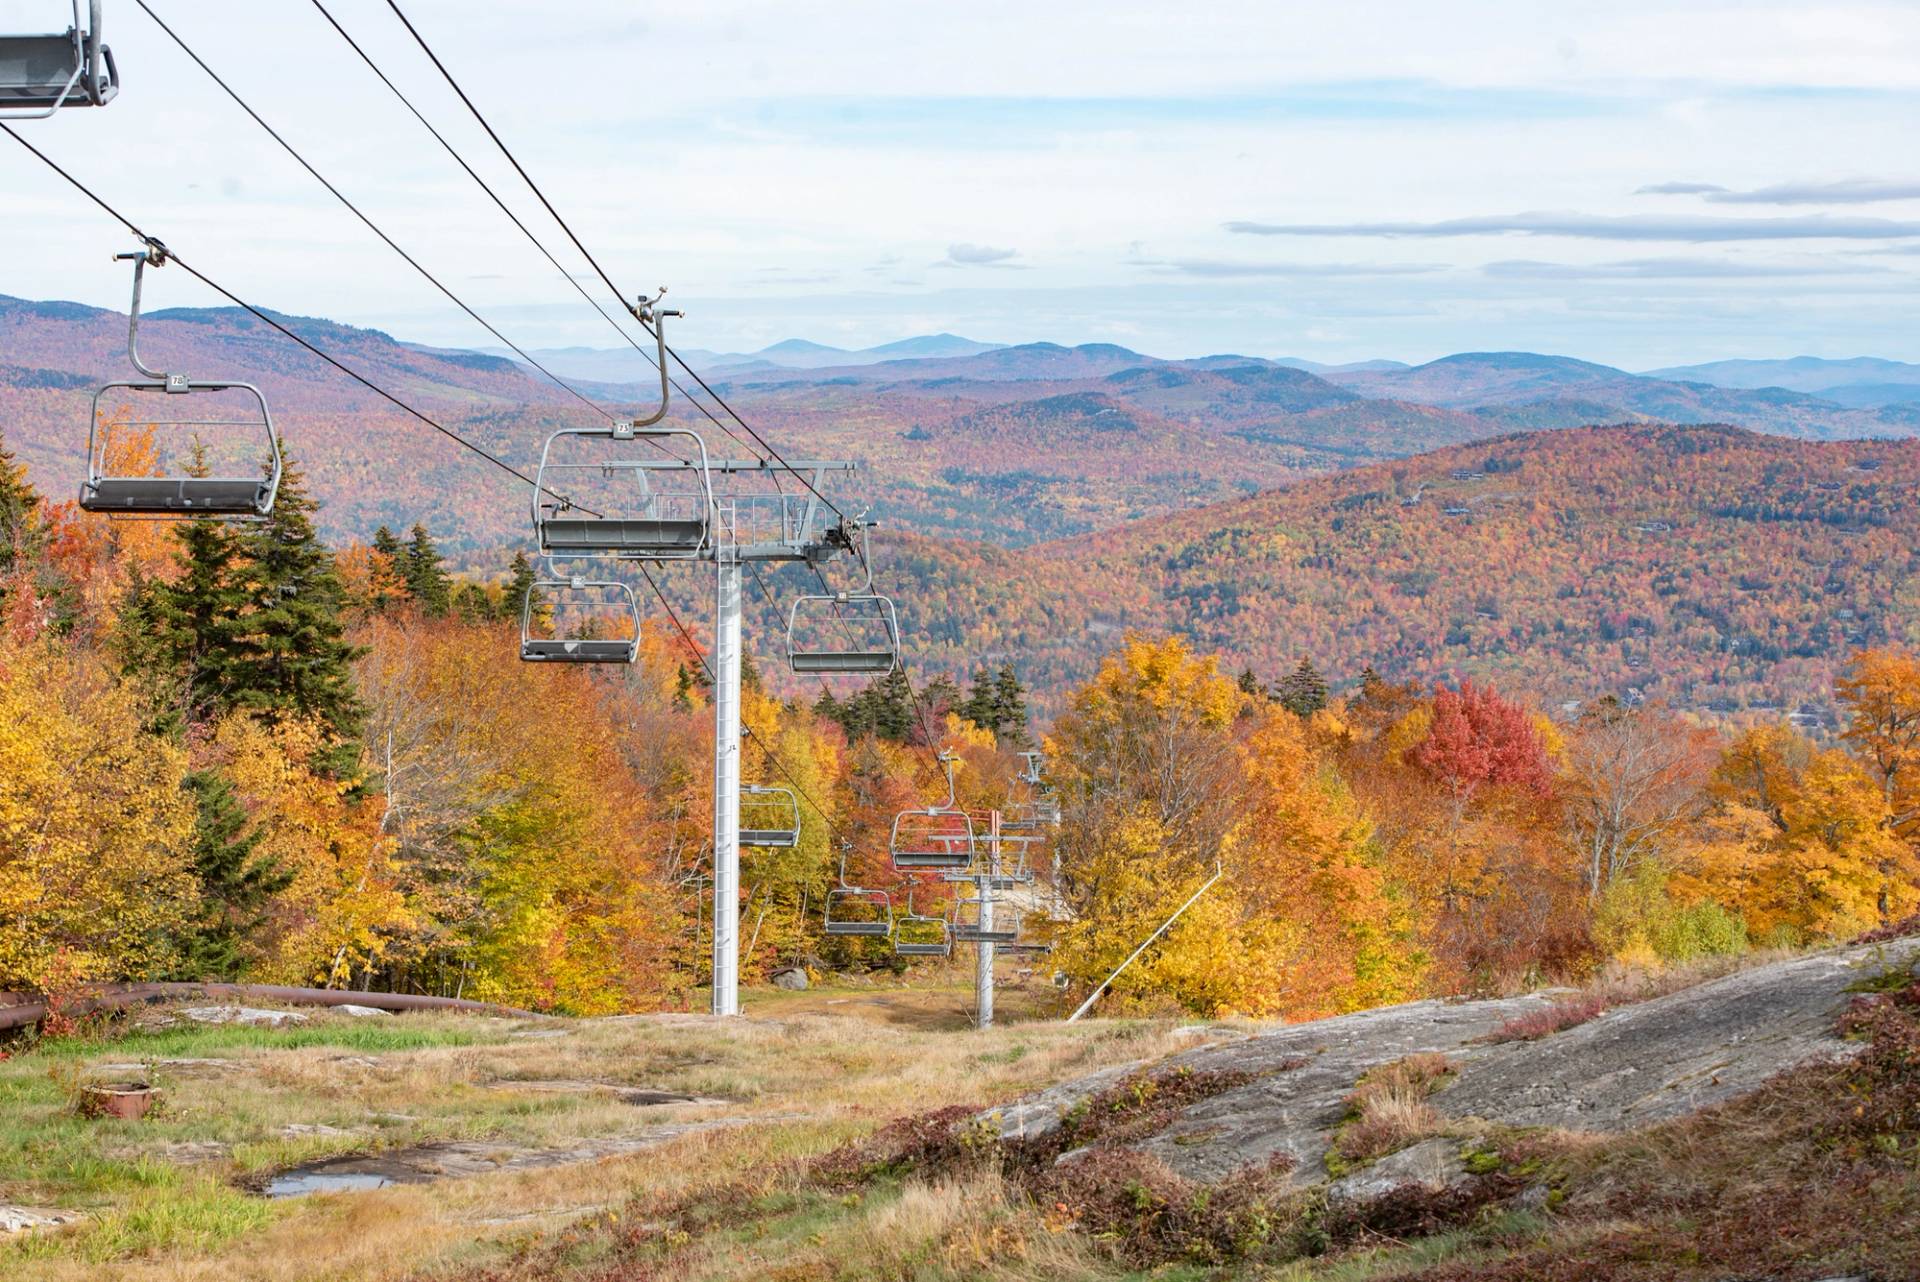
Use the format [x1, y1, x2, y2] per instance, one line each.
[991, 663, 1030, 744]
[402, 522, 452, 616]
[119, 505, 248, 731]
[227, 449, 365, 748]
[169, 768, 292, 979]
[1274, 656, 1329, 719]
[960, 668, 997, 729]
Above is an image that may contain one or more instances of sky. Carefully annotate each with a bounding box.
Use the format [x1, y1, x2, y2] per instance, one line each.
[2, 0, 1918, 367]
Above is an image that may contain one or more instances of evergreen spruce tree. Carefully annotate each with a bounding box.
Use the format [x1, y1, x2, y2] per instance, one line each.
[402, 522, 452, 616]
[960, 668, 997, 729]
[1237, 667, 1263, 697]
[874, 667, 915, 742]
[991, 663, 1030, 744]
[169, 768, 292, 979]
[1274, 657, 1329, 719]
[452, 582, 493, 623]
[227, 449, 365, 749]
[121, 501, 249, 730]
[371, 525, 402, 561]
[0, 427, 43, 581]
[506, 550, 539, 618]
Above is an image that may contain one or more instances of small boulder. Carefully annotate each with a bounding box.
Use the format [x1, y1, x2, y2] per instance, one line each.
[0, 1205, 83, 1235]
[771, 968, 809, 992]
[176, 1006, 308, 1028]
[334, 1004, 391, 1018]
[1324, 1138, 1470, 1207]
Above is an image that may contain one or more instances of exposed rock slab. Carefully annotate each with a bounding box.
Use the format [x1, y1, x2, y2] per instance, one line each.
[1142, 993, 1558, 1181]
[1000, 941, 1919, 1188]
[1438, 942, 1920, 1132]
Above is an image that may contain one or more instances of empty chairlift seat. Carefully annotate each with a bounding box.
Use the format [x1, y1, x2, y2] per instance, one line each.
[1, 2, 118, 119]
[892, 897, 952, 957]
[952, 900, 1019, 945]
[79, 248, 281, 519]
[823, 886, 892, 937]
[890, 807, 975, 870]
[786, 592, 901, 674]
[519, 578, 639, 664]
[531, 424, 716, 561]
[740, 784, 801, 847]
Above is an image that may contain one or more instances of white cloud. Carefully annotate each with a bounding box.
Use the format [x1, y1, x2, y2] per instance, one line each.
[1227, 212, 1920, 242]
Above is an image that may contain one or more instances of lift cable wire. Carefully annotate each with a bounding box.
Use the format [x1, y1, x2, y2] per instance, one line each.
[0, 123, 586, 512]
[132, 0, 620, 428]
[379, 0, 843, 521]
[305, 0, 773, 476]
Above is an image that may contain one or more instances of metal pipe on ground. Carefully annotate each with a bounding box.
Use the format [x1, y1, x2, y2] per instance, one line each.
[0, 982, 546, 1032]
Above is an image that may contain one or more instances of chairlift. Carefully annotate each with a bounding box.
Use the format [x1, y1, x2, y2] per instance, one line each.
[786, 522, 901, 674]
[889, 750, 974, 870]
[1, 1, 117, 120]
[951, 897, 1019, 946]
[740, 783, 801, 848]
[80, 244, 281, 518]
[1017, 750, 1045, 788]
[892, 892, 951, 958]
[531, 295, 715, 560]
[519, 576, 638, 664]
[822, 844, 892, 937]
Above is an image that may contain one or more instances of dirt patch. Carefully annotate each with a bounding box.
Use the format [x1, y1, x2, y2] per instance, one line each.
[258, 1116, 792, 1198]
[486, 1079, 722, 1106]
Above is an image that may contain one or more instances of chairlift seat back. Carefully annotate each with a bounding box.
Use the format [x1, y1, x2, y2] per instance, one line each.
[79, 476, 273, 517]
[892, 848, 972, 869]
[520, 638, 637, 664]
[791, 649, 898, 674]
[893, 939, 951, 957]
[953, 922, 1018, 944]
[741, 827, 800, 848]
[539, 516, 709, 557]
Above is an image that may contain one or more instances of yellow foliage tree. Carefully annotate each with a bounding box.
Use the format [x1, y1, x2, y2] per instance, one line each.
[1676, 725, 1919, 942]
[0, 641, 198, 989]
[1049, 635, 1420, 1018]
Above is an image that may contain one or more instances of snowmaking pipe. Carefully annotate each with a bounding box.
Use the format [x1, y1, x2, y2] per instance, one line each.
[1066, 862, 1225, 1023]
[0, 982, 546, 1031]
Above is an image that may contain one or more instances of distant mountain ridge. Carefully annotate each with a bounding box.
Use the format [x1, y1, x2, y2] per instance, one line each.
[1645, 355, 1920, 408]
[4, 291, 1918, 558]
[480, 332, 1006, 382]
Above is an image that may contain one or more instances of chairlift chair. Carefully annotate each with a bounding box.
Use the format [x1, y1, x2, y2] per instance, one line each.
[951, 897, 1019, 946]
[889, 751, 976, 870]
[529, 295, 715, 560]
[892, 892, 952, 958]
[1, 1, 117, 119]
[740, 784, 801, 847]
[1017, 750, 1045, 788]
[519, 577, 638, 664]
[80, 245, 281, 518]
[786, 523, 901, 674]
[889, 807, 975, 870]
[532, 424, 716, 560]
[822, 844, 892, 937]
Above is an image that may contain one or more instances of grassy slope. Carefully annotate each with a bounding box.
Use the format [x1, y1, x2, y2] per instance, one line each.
[0, 976, 1186, 1280]
[8, 947, 1918, 1281]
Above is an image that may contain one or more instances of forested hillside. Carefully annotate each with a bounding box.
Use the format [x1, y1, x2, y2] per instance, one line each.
[885, 423, 1920, 718]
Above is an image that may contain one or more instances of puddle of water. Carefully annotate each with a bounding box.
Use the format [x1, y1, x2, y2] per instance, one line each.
[262, 1156, 433, 1199]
